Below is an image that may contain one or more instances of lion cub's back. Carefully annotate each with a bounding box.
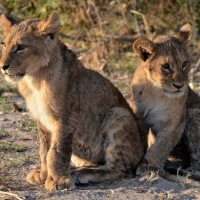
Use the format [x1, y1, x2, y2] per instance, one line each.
[78, 67, 132, 115]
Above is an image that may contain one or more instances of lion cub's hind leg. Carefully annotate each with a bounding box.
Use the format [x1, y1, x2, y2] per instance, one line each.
[26, 122, 50, 185]
[71, 107, 144, 184]
[71, 154, 98, 168]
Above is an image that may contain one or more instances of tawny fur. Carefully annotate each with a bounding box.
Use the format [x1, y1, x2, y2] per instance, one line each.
[130, 24, 196, 178]
[0, 12, 144, 191]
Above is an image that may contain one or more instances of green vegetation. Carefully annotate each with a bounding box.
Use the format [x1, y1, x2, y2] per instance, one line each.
[0, 141, 26, 152]
[0, 96, 12, 112]
[17, 118, 37, 133]
[0, 83, 13, 96]
[0, 128, 10, 139]
[0, 82, 16, 111]
[1, 175, 11, 182]
[0, 154, 31, 170]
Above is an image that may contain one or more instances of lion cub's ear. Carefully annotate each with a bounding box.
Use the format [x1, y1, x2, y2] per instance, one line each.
[37, 11, 60, 38]
[0, 14, 18, 35]
[133, 38, 157, 62]
[174, 23, 192, 43]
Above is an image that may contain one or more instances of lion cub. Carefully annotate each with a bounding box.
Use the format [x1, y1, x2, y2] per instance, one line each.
[130, 24, 193, 178]
[0, 12, 144, 191]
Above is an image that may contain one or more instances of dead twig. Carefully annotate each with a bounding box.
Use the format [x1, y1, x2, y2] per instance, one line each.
[60, 32, 137, 43]
[75, 35, 137, 55]
[0, 181, 23, 191]
[135, 18, 141, 38]
[130, 10, 151, 40]
[69, 31, 83, 50]
[117, 0, 126, 22]
[0, 190, 22, 200]
[87, 0, 105, 59]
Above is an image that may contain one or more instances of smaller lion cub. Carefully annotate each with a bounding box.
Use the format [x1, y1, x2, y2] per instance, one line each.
[130, 24, 193, 178]
[0, 12, 144, 191]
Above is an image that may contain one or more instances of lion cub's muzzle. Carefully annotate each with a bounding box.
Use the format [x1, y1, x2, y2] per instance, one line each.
[1, 64, 10, 71]
[0, 63, 10, 75]
[172, 83, 184, 90]
[0, 64, 25, 78]
[0, 65, 25, 83]
[1, 66, 10, 76]
[172, 83, 186, 93]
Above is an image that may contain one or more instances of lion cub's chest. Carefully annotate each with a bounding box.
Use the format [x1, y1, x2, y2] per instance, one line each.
[28, 93, 54, 132]
[136, 88, 179, 132]
[141, 97, 167, 130]
[21, 78, 54, 132]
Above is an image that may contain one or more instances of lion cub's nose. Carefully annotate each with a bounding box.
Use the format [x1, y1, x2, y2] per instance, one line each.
[172, 83, 184, 90]
[2, 65, 10, 71]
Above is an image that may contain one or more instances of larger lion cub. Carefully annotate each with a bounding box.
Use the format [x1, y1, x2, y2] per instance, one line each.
[0, 12, 144, 191]
[131, 24, 193, 178]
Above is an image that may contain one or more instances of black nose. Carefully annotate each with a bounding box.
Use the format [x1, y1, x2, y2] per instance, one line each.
[172, 83, 184, 89]
[2, 65, 10, 70]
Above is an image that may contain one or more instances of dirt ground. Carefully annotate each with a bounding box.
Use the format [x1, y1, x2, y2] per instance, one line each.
[0, 89, 200, 200]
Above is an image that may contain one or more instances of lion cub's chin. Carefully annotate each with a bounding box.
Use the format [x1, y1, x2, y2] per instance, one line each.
[5, 75, 24, 83]
[164, 91, 185, 98]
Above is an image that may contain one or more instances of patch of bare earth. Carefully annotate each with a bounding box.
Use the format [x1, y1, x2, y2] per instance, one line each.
[0, 75, 200, 200]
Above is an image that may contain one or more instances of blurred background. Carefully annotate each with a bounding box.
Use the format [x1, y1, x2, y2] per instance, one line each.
[0, 0, 199, 97]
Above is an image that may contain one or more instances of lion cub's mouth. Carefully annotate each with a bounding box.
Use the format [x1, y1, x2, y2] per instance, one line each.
[6, 72, 25, 77]
[4, 72, 26, 83]
[165, 91, 185, 98]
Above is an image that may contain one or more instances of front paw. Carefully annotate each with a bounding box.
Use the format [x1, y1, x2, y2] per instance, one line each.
[136, 160, 165, 181]
[45, 175, 76, 191]
[26, 170, 47, 185]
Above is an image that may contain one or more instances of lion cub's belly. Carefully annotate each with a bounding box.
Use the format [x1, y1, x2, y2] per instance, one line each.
[26, 91, 54, 132]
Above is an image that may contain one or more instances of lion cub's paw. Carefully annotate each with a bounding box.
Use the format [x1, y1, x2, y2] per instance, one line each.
[71, 169, 89, 185]
[26, 170, 47, 185]
[45, 175, 76, 191]
[136, 161, 165, 183]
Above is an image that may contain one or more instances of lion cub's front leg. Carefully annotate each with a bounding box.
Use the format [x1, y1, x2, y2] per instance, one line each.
[137, 119, 186, 179]
[44, 121, 75, 191]
[26, 122, 49, 185]
[26, 121, 75, 191]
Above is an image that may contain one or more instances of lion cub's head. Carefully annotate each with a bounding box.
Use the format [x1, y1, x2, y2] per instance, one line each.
[0, 12, 60, 83]
[133, 24, 192, 98]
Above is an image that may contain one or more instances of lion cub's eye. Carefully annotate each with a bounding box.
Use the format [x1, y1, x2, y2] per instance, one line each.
[17, 44, 26, 51]
[182, 61, 189, 70]
[161, 63, 170, 72]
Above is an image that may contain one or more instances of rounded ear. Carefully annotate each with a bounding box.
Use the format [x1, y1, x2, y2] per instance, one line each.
[173, 23, 192, 43]
[0, 14, 18, 35]
[133, 38, 157, 62]
[37, 12, 60, 37]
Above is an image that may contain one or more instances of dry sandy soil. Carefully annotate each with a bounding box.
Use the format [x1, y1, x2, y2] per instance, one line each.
[1, 83, 200, 200]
